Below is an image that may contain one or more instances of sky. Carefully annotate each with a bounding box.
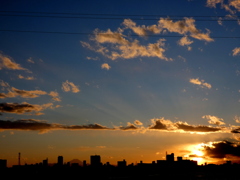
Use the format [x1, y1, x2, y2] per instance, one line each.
[0, 0, 240, 167]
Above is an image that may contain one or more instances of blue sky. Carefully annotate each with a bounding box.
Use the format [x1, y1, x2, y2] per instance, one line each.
[0, 0, 240, 166]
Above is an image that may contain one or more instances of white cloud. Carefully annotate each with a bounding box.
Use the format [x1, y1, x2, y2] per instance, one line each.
[101, 63, 111, 70]
[62, 80, 80, 93]
[49, 91, 61, 102]
[202, 115, 225, 125]
[189, 78, 212, 89]
[232, 47, 240, 56]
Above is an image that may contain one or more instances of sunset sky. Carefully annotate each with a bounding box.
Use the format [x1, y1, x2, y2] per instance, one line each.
[1, 0, 240, 167]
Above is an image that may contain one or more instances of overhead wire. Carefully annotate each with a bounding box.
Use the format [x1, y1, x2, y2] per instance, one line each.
[0, 29, 239, 38]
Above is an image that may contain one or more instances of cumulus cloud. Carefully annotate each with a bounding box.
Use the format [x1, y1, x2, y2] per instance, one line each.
[189, 78, 212, 89]
[82, 17, 213, 61]
[48, 91, 61, 102]
[175, 122, 222, 132]
[178, 36, 194, 46]
[149, 118, 223, 133]
[232, 47, 240, 56]
[101, 63, 111, 70]
[203, 140, 240, 159]
[62, 80, 80, 93]
[0, 102, 54, 115]
[0, 53, 29, 71]
[202, 115, 225, 125]
[119, 122, 139, 130]
[134, 120, 143, 125]
[91, 29, 169, 61]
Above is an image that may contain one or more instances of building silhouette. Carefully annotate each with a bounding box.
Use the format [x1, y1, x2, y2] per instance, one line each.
[90, 155, 101, 166]
[0, 159, 7, 168]
[117, 159, 127, 167]
[166, 152, 174, 162]
[57, 156, 63, 166]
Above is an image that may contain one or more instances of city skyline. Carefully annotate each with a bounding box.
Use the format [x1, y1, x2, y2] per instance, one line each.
[1, 0, 240, 168]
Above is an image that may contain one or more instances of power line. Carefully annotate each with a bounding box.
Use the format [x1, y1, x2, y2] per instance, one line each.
[0, 29, 239, 38]
[1, 10, 238, 17]
[0, 13, 239, 21]
[0, 11, 239, 21]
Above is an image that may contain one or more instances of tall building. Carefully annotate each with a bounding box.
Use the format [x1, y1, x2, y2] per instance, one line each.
[90, 155, 101, 166]
[166, 152, 174, 162]
[58, 156, 63, 166]
[0, 159, 7, 168]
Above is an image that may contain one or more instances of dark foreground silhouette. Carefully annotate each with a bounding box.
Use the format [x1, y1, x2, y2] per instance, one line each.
[1, 154, 240, 179]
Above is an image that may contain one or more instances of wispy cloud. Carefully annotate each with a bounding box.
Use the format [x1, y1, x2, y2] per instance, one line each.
[101, 63, 111, 70]
[0, 53, 29, 72]
[206, 0, 240, 14]
[62, 80, 80, 93]
[18, 74, 35, 80]
[189, 78, 212, 89]
[232, 47, 240, 56]
[202, 115, 225, 125]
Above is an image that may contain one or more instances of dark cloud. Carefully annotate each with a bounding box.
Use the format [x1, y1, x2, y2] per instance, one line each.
[0, 102, 53, 115]
[0, 119, 54, 131]
[176, 122, 222, 132]
[203, 141, 240, 158]
[0, 119, 113, 132]
[119, 123, 138, 130]
[64, 124, 112, 130]
[149, 119, 168, 130]
[231, 127, 240, 133]
[149, 119, 222, 133]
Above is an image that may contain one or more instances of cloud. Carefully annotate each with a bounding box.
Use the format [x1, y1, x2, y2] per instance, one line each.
[178, 36, 194, 46]
[158, 18, 213, 42]
[206, 0, 240, 14]
[119, 122, 139, 130]
[122, 19, 161, 36]
[62, 80, 80, 93]
[175, 122, 222, 132]
[0, 87, 47, 99]
[189, 78, 212, 89]
[27, 58, 34, 64]
[0, 53, 29, 71]
[0, 102, 54, 115]
[203, 140, 240, 158]
[82, 17, 214, 62]
[134, 120, 143, 125]
[0, 119, 113, 133]
[234, 115, 240, 123]
[202, 115, 225, 125]
[149, 118, 223, 133]
[92, 29, 169, 61]
[232, 47, 240, 56]
[149, 118, 177, 130]
[48, 91, 61, 102]
[18, 75, 35, 80]
[101, 63, 111, 70]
